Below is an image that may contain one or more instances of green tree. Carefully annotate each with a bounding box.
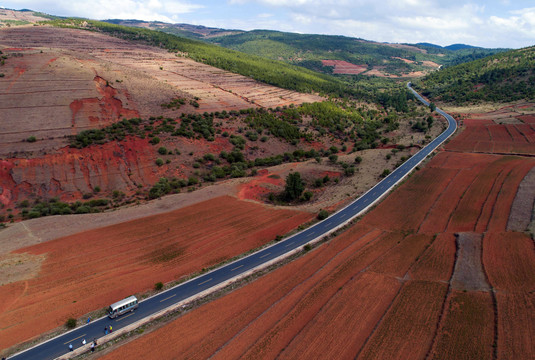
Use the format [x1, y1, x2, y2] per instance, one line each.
[284, 172, 304, 201]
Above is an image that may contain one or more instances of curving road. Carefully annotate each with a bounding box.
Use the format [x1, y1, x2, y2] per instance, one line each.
[8, 84, 456, 360]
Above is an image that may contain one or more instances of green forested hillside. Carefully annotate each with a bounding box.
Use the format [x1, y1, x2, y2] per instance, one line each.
[413, 46, 535, 103]
[207, 30, 504, 75]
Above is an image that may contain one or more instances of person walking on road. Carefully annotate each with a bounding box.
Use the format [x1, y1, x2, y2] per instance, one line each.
[104, 326, 108, 335]
[82, 338, 86, 345]
[91, 342, 95, 353]
[69, 344, 73, 351]
[109, 325, 113, 333]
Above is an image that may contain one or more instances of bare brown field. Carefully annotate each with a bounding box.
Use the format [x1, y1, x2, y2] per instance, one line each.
[446, 109, 535, 155]
[321, 60, 367, 75]
[0, 196, 313, 351]
[429, 291, 495, 360]
[357, 281, 448, 360]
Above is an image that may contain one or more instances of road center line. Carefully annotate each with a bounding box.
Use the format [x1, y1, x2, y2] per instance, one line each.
[231, 264, 244, 271]
[115, 313, 135, 322]
[285, 242, 294, 247]
[63, 334, 86, 345]
[259, 252, 271, 258]
[160, 294, 176, 302]
[198, 278, 212, 286]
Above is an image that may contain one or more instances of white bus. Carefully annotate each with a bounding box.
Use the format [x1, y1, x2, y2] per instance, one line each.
[108, 295, 138, 319]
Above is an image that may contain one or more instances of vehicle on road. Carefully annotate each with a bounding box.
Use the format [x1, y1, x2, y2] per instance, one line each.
[108, 296, 138, 319]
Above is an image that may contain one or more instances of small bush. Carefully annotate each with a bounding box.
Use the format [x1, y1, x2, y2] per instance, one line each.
[27, 136, 36, 143]
[93, 186, 101, 193]
[328, 154, 338, 163]
[301, 191, 313, 201]
[155, 158, 164, 166]
[149, 136, 160, 145]
[380, 169, 391, 178]
[154, 282, 164, 291]
[303, 244, 312, 251]
[317, 209, 329, 220]
[66, 318, 77, 329]
[158, 146, 168, 155]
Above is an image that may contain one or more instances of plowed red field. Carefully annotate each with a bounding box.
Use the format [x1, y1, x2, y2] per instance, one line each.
[447, 119, 535, 155]
[429, 291, 495, 359]
[0, 196, 313, 351]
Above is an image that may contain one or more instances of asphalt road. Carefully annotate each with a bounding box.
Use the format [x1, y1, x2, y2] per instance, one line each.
[8, 84, 456, 360]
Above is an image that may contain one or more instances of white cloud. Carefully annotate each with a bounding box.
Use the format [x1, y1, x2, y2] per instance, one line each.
[3, 0, 534, 48]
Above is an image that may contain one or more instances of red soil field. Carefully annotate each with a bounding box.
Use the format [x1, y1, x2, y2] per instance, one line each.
[278, 272, 400, 360]
[429, 291, 495, 360]
[515, 124, 535, 142]
[495, 292, 535, 359]
[446, 156, 525, 232]
[485, 230, 535, 360]
[367, 233, 434, 277]
[357, 281, 448, 360]
[0, 196, 313, 351]
[409, 233, 456, 282]
[321, 60, 367, 75]
[447, 121, 535, 155]
[483, 232, 535, 292]
[361, 166, 458, 231]
[485, 160, 535, 233]
[517, 114, 535, 124]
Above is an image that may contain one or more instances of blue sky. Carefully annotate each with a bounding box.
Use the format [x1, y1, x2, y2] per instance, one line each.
[2, 0, 535, 48]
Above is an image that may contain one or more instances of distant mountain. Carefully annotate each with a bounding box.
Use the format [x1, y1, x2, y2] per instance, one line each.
[104, 19, 243, 40]
[414, 46, 535, 103]
[444, 44, 481, 51]
[415, 42, 481, 51]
